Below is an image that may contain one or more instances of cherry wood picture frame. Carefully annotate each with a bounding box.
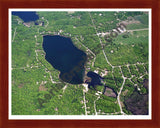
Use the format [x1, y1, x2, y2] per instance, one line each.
[0, 0, 160, 128]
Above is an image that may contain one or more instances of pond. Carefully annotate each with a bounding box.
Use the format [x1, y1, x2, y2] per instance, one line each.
[43, 35, 87, 84]
[86, 71, 104, 89]
[12, 11, 39, 22]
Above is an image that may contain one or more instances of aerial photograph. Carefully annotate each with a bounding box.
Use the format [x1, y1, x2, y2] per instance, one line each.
[10, 9, 150, 118]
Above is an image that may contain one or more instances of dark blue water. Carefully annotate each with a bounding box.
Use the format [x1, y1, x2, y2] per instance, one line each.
[43, 35, 87, 84]
[12, 11, 39, 22]
[86, 71, 104, 89]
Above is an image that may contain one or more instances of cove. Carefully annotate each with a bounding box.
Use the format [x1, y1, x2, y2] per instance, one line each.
[43, 35, 87, 84]
[12, 11, 39, 22]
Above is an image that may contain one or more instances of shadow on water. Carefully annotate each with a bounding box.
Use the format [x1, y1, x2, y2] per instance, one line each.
[43, 35, 87, 84]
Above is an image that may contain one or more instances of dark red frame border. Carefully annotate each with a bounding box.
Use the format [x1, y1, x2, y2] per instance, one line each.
[0, 0, 160, 128]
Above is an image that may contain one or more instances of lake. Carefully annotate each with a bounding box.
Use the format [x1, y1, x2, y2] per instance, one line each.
[12, 11, 39, 22]
[12, 11, 103, 86]
[43, 35, 87, 84]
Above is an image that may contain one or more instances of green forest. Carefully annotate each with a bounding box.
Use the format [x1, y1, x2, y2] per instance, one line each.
[11, 11, 150, 116]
